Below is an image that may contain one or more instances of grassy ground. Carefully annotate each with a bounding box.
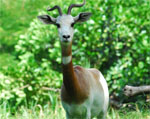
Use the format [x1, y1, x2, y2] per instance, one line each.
[0, 0, 52, 68]
[0, 101, 150, 119]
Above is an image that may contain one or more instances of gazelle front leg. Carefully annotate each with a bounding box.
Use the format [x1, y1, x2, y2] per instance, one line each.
[86, 108, 91, 119]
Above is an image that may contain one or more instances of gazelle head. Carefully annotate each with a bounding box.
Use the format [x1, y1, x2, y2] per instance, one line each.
[38, 0, 91, 44]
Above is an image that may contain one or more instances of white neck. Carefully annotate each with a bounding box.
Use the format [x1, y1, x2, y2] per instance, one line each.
[62, 55, 72, 65]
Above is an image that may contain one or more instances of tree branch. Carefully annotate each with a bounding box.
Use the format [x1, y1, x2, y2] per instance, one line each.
[124, 85, 150, 96]
[42, 87, 60, 92]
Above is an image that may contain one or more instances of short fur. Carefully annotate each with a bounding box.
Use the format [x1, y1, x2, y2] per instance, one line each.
[38, 0, 109, 118]
[61, 65, 109, 119]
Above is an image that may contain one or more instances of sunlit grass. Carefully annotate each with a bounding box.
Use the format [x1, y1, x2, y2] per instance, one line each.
[107, 108, 150, 119]
[0, 101, 65, 119]
[0, 101, 150, 119]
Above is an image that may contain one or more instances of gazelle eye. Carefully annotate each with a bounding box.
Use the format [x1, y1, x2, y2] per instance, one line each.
[71, 23, 75, 27]
[56, 23, 60, 28]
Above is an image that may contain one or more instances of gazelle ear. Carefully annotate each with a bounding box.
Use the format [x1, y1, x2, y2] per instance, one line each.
[37, 15, 56, 24]
[74, 12, 92, 23]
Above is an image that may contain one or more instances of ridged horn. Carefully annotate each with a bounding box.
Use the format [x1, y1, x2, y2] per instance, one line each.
[47, 5, 62, 16]
[67, 0, 86, 15]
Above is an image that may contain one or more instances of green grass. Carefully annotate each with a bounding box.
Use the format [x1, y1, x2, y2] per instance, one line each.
[0, 101, 65, 119]
[0, 101, 150, 119]
[107, 108, 150, 119]
[0, 53, 17, 68]
[0, 0, 53, 52]
[0, 0, 52, 72]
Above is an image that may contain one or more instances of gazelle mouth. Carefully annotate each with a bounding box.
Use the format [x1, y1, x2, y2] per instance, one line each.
[63, 39, 70, 43]
[64, 40, 69, 42]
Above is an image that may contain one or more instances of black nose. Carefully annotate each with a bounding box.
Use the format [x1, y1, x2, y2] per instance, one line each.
[63, 35, 70, 39]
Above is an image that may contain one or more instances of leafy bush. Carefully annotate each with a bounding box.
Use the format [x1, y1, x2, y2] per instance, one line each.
[14, 18, 62, 105]
[1, 0, 150, 107]
[1, 14, 62, 107]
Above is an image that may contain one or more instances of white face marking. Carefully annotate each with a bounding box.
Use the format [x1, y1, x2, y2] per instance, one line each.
[56, 15, 74, 43]
[62, 55, 72, 65]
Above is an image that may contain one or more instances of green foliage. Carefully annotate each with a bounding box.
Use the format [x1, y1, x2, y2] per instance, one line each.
[102, 0, 150, 95]
[0, 0, 150, 109]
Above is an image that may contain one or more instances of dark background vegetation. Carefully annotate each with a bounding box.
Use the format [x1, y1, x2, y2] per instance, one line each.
[0, 0, 150, 114]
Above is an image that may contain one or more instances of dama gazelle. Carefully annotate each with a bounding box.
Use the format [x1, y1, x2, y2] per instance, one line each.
[38, 0, 109, 118]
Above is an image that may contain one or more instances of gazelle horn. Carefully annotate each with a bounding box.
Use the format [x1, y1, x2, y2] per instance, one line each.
[67, 0, 86, 15]
[47, 5, 62, 16]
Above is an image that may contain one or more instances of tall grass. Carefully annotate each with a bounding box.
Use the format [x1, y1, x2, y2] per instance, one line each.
[0, 101, 150, 119]
[0, 101, 65, 119]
